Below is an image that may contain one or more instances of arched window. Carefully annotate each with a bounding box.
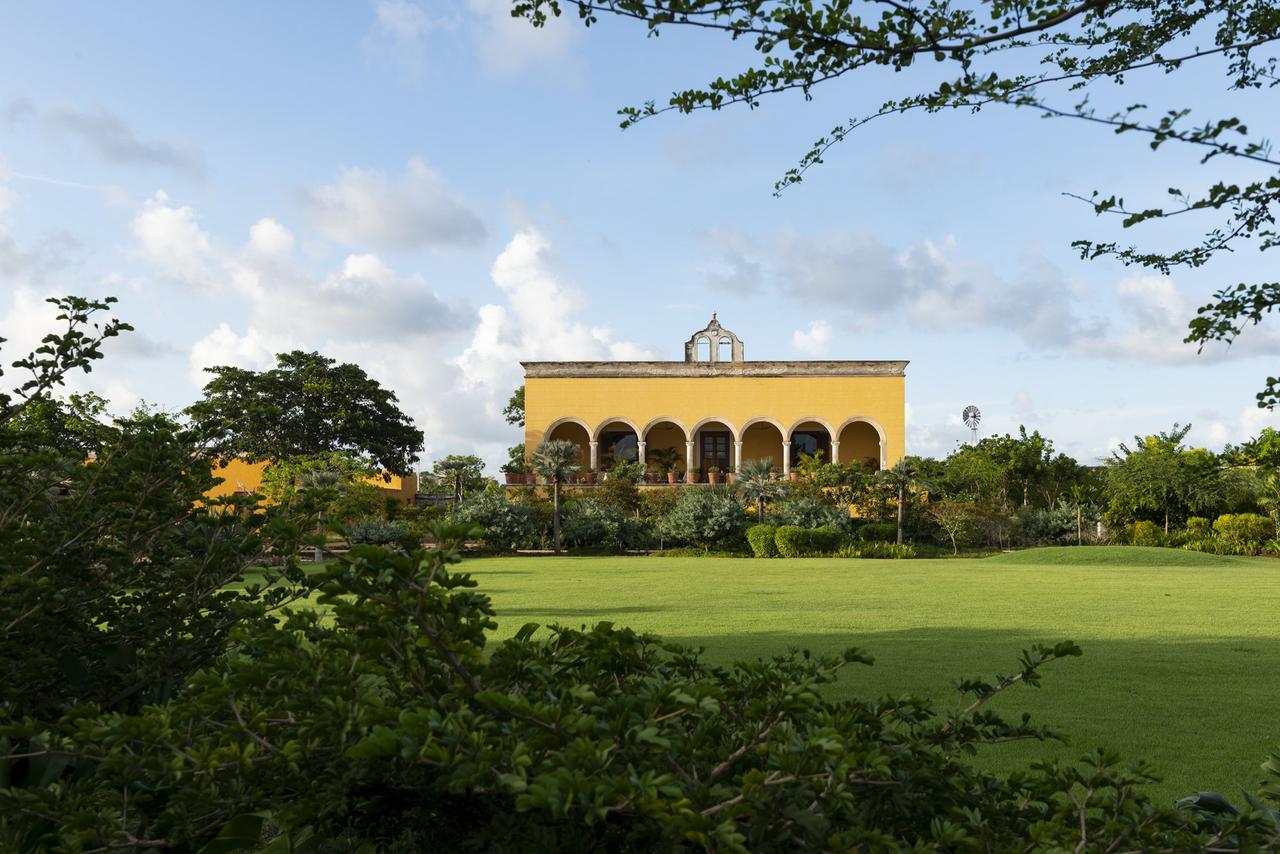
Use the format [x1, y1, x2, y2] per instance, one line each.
[718, 339, 731, 362]
[696, 337, 711, 361]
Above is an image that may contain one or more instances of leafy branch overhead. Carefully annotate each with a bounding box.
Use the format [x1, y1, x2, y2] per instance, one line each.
[513, 0, 1280, 403]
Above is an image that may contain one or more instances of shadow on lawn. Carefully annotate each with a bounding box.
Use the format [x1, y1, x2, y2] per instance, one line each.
[498, 606, 670, 618]
[651, 626, 1280, 803]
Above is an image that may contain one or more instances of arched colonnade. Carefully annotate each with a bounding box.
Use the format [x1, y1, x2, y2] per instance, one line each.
[544, 415, 886, 476]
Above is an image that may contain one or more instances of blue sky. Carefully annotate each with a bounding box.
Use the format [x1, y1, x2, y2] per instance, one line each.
[2, 1, 1278, 470]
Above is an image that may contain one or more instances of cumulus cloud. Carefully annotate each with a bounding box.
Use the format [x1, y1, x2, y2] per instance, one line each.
[363, 0, 572, 77]
[697, 226, 1280, 365]
[131, 191, 216, 286]
[464, 0, 573, 74]
[791, 320, 831, 356]
[4, 97, 202, 176]
[364, 0, 459, 78]
[452, 227, 656, 409]
[303, 158, 486, 251]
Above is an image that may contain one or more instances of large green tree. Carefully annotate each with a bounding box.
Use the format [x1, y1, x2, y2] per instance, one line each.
[187, 350, 424, 475]
[516, 0, 1280, 404]
[1, 298, 312, 719]
[1106, 423, 1225, 533]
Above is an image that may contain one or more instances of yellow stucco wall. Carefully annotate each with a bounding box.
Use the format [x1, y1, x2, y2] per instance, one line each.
[525, 375, 904, 470]
[205, 458, 417, 504]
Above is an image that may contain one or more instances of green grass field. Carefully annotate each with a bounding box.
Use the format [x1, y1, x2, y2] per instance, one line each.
[464, 546, 1280, 803]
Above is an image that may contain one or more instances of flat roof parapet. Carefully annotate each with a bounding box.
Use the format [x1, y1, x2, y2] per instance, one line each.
[522, 360, 908, 378]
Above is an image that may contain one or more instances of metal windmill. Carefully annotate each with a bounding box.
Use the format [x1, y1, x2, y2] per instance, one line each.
[962, 405, 981, 446]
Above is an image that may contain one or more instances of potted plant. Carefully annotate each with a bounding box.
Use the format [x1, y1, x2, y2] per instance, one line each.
[707, 466, 721, 485]
[649, 447, 680, 485]
[668, 468, 680, 485]
[583, 470, 597, 484]
[686, 467, 700, 484]
[501, 443, 529, 485]
[725, 465, 736, 484]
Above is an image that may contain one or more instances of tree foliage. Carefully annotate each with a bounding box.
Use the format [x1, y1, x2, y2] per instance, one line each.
[187, 350, 424, 475]
[9, 532, 1280, 850]
[1107, 423, 1225, 533]
[515, 0, 1280, 404]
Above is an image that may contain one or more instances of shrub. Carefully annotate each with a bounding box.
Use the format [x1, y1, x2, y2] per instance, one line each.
[1213, 513, 1271, 555]
[772, 496, 846, 530]
[347, 517, 413, 548]
[774, 525, 843, 557]
[747, 524, 778, 558]
[1186, 516, 1211, 537]
[454, 493, 541, 550]
[841, 541, 917, 559]
[1015, 506, 1076, 544]
[1130, 520, 1164, 547]
[856, 522, 898, 542]
[657, 487, 748, 550]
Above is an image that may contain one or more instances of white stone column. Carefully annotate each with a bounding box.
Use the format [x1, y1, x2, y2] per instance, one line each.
[782, 441, 792, 476]
[830, 440, 840, 466]
[637, 440, 646, 467]
[685, 440, 695, 474]
[589, 441, 598, 471]
[733, 440, 742, 471]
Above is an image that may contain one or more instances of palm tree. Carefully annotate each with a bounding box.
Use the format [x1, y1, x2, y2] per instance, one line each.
[879, 458, 932, 545]
[1257, 471, 1280, 539]
[736, 457, 784, 523]
[531, 439, 580, 555]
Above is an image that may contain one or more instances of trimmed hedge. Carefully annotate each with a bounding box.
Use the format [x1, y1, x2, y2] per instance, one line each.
[775, 525, 844, 558]
[1213, 513, 1271, 554]
[856, 522, 898, 543]
[747, 524, 778, 558]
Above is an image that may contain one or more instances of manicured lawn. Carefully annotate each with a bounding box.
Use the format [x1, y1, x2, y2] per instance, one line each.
[465, 546, 1280, 803]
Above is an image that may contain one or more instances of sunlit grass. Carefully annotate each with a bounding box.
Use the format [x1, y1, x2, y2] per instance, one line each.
[463, 546, 1279, 802]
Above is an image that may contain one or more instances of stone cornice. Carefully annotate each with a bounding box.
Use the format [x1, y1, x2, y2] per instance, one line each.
[522, 360, 909, 378]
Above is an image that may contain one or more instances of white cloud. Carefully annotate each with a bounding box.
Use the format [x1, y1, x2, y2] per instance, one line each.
[0, 152, 16, 214]
[303, 158, 486, 251]
[465, 0, 573, 74]
[791, 320, 831, 356]
[453, 227, 655, 411]
[364, 0, 459, 78]
[364, 0, 572, 77]
[4, 97, 202, 176]
[131, 191, 215, 286]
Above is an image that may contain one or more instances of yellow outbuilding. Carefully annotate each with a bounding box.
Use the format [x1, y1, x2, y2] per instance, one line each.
[523, 315, 906, 478]
[204, 457, 418, 505]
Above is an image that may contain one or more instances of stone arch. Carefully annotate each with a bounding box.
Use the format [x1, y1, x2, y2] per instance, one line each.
[787, 417, 835, 469]
[642, 417, 688, 476]
[739, 417, 786, 471]
[641, 416, 689, 441]
[594, 417, 642, 470]
[690, 416, 739, 442]
[836, 417, 887, 471]
[592, 416, 643, 441]
[544, 418, 591, 473]
[543, 416, 591, 440]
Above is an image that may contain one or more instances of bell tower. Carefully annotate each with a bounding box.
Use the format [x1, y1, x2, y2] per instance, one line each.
[684, 313, 745, 363]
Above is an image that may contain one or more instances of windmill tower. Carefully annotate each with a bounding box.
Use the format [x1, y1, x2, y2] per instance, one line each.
[962, 405, 981, 446]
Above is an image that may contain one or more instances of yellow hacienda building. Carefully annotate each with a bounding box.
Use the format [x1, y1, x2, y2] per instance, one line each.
[523, 316, 906, 479]
[204, 458, 418, 505]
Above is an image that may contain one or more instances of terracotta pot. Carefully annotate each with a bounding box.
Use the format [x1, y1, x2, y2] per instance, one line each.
[686, 471, 698, 484]
[584, 471, 597, 484]
[726, 473, 736, 484]
[708, 472, 721, 485]
[789, 471, 800, 481]
[667, 471, 678, 484]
